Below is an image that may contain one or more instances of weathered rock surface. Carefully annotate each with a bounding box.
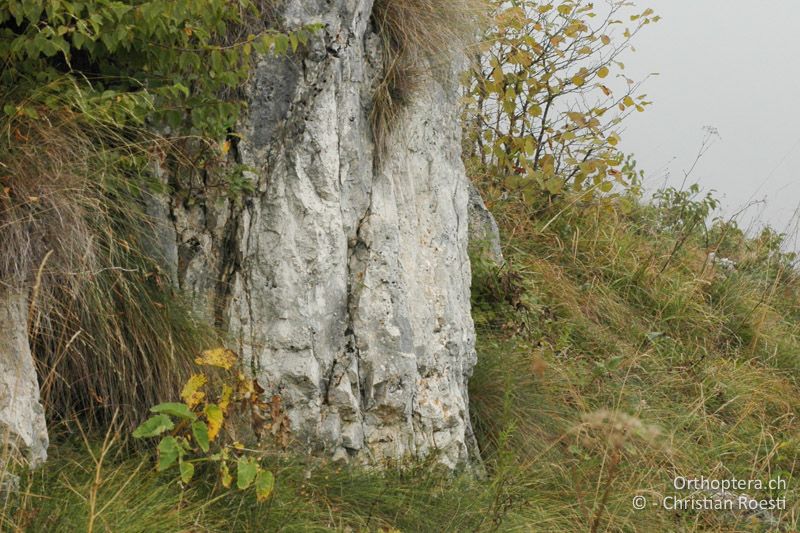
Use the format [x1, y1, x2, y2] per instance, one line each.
[0, 289, 48, 469]
[467, 183, 504, 265]
[169, 0, 478, 467]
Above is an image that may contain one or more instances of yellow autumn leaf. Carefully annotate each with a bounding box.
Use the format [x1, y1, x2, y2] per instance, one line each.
[524, 137, 536, 156]
[205, 404, 224, 441]
[623, 95, 635, 107]
[600, 35, 611, 45]
[196, 348, 237, 370]
[571, 75, 585, 86]
[221, 140, 231, 155]
[219, 384, 233, 412]
[566, 111, 586, 126]
[597, 66, 609, 79]
[181, 374, 207, 408]
[608, 133, 620, 146]
[220, 462, 233, 488]
[557, 4, 573, 16]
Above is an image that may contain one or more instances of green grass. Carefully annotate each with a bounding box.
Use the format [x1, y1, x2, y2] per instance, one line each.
[3, 185, 799, 532]
[2, 435, 497, 532]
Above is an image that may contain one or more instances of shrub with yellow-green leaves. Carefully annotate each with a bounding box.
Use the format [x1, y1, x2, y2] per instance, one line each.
[463, 1, 659, 201]
[133, 348, 284, 502]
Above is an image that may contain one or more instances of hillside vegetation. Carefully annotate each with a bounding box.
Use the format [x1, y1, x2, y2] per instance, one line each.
[4, 183, 799, 532]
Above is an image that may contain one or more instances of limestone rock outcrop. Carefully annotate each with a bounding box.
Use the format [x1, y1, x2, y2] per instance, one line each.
[0, 289, 48, 469]
[170, 0, 479, 468]
[467, 183, 504, 266]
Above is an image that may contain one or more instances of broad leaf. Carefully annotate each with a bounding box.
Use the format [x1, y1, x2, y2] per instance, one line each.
[192, 420, 210, 453]
[237, 457, 258, 490]
[195, 348, 237, 370]
[157, 437, 180, 471]
[255, 469, 275, 502]
[181, 374, 207, 408]
[179, 460, 195, 484]
[132, 414, 174, 439]
[205, 404, 224, 441]
[151, 402, 197, 421]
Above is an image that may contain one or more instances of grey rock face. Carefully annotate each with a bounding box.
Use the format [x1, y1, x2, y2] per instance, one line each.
[170, 0, 478, 468]
[0, 289, 48, 469]
[467, 183, 504, 266]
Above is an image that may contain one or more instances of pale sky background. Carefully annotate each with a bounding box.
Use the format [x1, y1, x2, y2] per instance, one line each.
[619, 0, 800, 247]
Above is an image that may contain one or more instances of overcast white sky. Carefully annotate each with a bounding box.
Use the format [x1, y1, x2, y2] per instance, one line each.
[619, 0, 800, 245]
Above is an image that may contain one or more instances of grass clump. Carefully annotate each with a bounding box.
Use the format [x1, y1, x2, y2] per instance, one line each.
[0, 94, 213, 431]
[370, 0, 487, 157]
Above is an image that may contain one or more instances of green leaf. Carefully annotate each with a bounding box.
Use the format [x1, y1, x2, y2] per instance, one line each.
[179, 460, 195, 484]
[157, 437, 180, 471]
[72, 32, 86, 50]
[133, 414, 174, 438]
[173, 82, 190, 98]
[192, 420, 210, 453]
[255, 469, 275, 502]
[151, 402, 197, 421]
[210, 49, 222, 72]
[237, 457, 258, 490]
[274, 34, 289, 55]
[22, 2, 43, 24]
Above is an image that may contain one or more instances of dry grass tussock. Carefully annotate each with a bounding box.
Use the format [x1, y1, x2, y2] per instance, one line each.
[1, 112, 96, 289]
[0, 108, 210, 431]
[371, 0, 488, 157]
